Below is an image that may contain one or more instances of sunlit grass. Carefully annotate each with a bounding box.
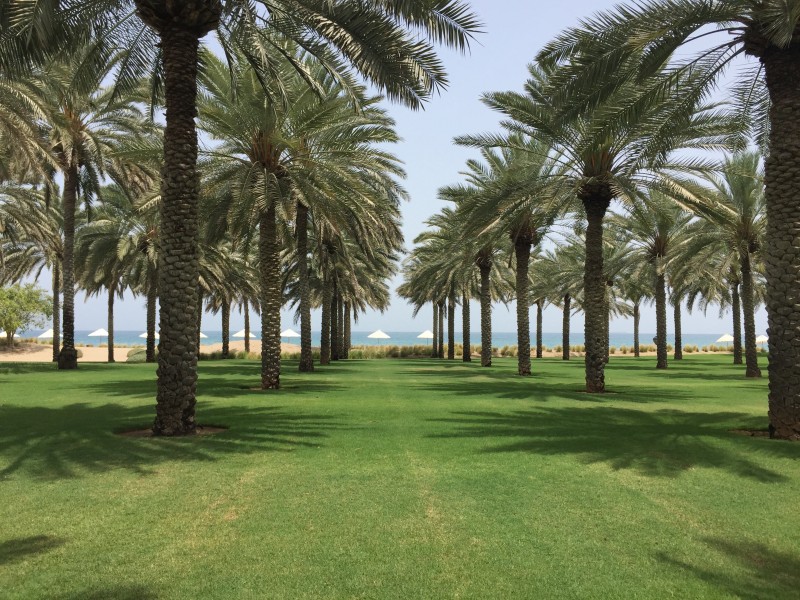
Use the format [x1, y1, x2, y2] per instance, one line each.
[1, 356, 797, 598]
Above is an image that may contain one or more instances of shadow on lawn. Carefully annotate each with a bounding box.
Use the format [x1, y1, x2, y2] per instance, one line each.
[0, 535, 65, 565]
[429, 407, 796, 482]
[50, 586, 157, 600]
[0, 402, 347, 481]
[657, 537, 800, 599]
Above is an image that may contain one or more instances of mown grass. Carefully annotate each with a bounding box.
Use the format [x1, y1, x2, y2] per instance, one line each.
[1, 355, 798, 599]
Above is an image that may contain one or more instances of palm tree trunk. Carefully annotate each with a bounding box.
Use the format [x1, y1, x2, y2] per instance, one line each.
[437, 300, 445, 359]
[151, 26, 204, 435]
[583, 199, 609, 391]
[673, 297, 683, 361]
[562, 294, 571, 361]
[740, 251, 762, 378]
[633, 302, 640, 358]
[221, 299, 230, 358]
[259, 204, 281, 389]
[731, 282, 743, 365]
[603, 283, 611, 364]
[296, 201, 313, 371]
[479, 262, 492, 367]
[337, 294, 345, 359]
[243, 302, 250, 355]
[515, 238, 532, 376]
[320, 273, 332, 365]
[536, 299, 543, 359]
[331, 282, 339, 361]
[655, 272, 668, 369]
[58, 162, 79, 370]
[146, 281, 157, 363]
[196, 283, 203, 356]
[343, 302, 351, 359]
[107, 284, 115, 363]
[432, 302, 439, 359]
[462, 291, 471, 362]
[447, 294, 455, 360]
[52, 262, 60, 363]
[762, 46, 800, 438]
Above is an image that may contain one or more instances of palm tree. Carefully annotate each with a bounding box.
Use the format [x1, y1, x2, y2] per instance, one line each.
[538, 0, 800, 435]
[612, 193, 692, 369]
[538, 238, 585, 361]
[460, 60, 737, 391]
[676, 152, 766, 378]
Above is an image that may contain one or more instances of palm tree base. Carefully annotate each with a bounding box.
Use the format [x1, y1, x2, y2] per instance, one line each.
[58, 348, 78, 370]
[746, 367, 762, 378]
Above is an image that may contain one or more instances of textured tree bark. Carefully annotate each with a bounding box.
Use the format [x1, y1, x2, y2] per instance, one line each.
[673, 297, 683, 361]
[151, 27, 204, 435]
[462, 291, 471, 362]
[331, 282, 339, 361]
[536, 299, 543, 359]
[343, 302, 351, 359]
[655, 272, 668, 369]
[337, 293, 345, 360]
[296, 201, 313, 371]
[196, 283, 203, 356]
[51, 262, 60, 362]
[761, 41, 800, 441]
[562, 294, 570, 361]
[146, 282, 157, 363]
[515, 238, 532, 376]
[259, 205, 281, 389]
[107, 285, 115, 363]
[731, 282, 743, 365]
[755, 28, 800, 438]
[603, 282, 611, 364]
[437, 300, 445, 359]
[320, 274, 332, 365]
[432, 301, 438, 359]
[447, 295, 455, 360]
[740, 251, 762, 378]
[633, 302, 640, 358]
[479, 262, 492, 367]
[583, 198, 609, 391]
[243, 302, 250, 355]
[58, 163, 79, 370]
[221, 299, 230, 358]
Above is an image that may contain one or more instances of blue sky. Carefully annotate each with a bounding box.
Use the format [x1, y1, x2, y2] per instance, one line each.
[65, 0, 767, 335]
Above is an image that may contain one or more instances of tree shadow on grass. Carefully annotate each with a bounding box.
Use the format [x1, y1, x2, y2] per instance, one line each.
[0, 535, 66, 566]
[0, 403, 349, 481]
[49, 586, 157, 600]
[428, 407, 798, 482]
[657, 537, 800, 599]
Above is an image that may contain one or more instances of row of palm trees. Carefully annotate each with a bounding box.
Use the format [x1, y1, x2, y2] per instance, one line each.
[402, 1, 800, 441]
[1, 0, 481, 435]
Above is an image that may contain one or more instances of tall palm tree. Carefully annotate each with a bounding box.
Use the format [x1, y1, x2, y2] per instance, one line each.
[538, 0, 800, 436]
[460, 61, 737, 391]
[14, 0, 479, 434]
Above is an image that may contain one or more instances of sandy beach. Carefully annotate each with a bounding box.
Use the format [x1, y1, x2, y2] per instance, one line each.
[0, 339, 303, 363]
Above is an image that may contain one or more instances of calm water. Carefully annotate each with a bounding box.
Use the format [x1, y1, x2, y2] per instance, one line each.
[21, 330, 734, 349]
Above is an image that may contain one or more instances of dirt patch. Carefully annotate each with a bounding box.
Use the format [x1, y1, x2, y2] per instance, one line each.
[117, 425, 228, 438]
[730, 429, 771, 438]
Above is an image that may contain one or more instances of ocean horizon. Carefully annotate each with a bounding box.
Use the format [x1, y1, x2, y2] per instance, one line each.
[18, 330, 745, 349]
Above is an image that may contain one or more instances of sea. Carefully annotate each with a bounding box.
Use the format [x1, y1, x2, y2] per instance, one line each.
[19, 330, 733, 349]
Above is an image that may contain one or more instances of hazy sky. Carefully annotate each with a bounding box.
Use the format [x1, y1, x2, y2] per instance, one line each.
[63, 1, 767, 335]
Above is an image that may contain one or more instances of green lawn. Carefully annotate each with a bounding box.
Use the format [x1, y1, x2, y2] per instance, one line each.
[1, 356, 798, 599]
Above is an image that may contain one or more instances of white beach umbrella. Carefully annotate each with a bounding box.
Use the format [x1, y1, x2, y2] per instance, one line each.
[233, 329, 256, 339]
[417, 330, 434, 345]
[139, 331, 160, 340]
[88, 328, 109, 337]
[756, 334, 768, 345]
[199, 332, 208, 339]
[368, 330, 390, 339]
[280, 328, 300, 339]
[715, 334, 735, 344]
[38, 328, 54, 339]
